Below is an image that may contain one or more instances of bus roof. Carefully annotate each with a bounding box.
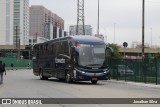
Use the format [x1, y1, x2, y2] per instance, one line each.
[35, 36, 105, 45]
[71, 36, 104, 44]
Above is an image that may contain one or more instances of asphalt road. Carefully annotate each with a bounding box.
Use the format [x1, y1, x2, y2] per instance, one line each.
[0, 69, 160, 107]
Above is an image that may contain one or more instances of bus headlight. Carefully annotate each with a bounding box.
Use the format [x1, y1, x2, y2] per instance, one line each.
[82, 71, 86, 74]
[103, 68, 109, 74]
[74, 68, 86, 74]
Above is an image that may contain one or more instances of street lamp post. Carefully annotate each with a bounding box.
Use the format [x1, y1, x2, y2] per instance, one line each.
[29, 48, 30, 68]
[142, 0, 145, 58]
[114, 23, 116, 43]
[28, 45, 32, 68]
[151, 28, 152, 48]
[97, 0, 99, 36]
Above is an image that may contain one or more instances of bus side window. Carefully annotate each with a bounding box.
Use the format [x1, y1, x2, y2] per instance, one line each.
[59, 42, 63, 54]
[55, 42, 59, 56]
[43, 45, 45, 55]
[64, 41, 69, 56]
[36, 45, 39, 55]
[52, 44, 55, 56]
[48, 45, 51, 55]
[45, 44, 48, 54]
[40, 45, 43, 55]
[36, 53, 39, 58]
[60, 41, 64, 55]
[45, 61, 50, 67]
[68, 41, 73, 56]
[33, 46, 36, 56]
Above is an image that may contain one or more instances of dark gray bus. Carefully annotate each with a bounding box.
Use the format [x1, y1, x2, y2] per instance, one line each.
[33, 36, 113, 84]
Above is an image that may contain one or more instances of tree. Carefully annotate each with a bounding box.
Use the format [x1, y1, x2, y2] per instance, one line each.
[107, 43, 122, 59]
[155, 53, 160, 59]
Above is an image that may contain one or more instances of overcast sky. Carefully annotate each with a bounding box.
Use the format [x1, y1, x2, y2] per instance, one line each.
[30, 0, 160, 47]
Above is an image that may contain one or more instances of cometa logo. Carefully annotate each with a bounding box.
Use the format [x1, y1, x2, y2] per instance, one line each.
[55, 57, 65, 63]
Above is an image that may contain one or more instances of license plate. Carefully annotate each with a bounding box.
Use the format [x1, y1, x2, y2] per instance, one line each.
[92, 78, 97, 80]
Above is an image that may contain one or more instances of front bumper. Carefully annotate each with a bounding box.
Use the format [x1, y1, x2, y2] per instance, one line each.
[73, 68, 110, 81]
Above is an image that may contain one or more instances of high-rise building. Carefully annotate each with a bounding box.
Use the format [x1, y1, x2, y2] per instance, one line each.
[29, 5, 64, 43]
[0, 0, 13, 45]
[69, 25, 92, 36]
[0, 0, 29, 45]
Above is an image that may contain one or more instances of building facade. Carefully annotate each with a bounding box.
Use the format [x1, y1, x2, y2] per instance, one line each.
[29, 5, 64, 44]
[0, 0, 29, 45]
[69, 25, 92, 36]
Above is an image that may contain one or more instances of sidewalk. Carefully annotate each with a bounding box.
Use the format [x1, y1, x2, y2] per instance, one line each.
[6, 67, 32, 70]
[107, 79, 160, 89]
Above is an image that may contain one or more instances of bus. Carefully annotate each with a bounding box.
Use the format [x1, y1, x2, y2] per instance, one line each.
[33, 36, 113, 84]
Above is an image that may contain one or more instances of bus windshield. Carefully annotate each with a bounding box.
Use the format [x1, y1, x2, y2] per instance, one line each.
[78, 44, 106, 67]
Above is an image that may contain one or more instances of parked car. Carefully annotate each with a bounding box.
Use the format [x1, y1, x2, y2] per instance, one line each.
[110, 65, 134, 76]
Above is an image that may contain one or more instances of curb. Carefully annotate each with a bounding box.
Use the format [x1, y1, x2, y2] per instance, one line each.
[6, 67, 32, 70]
[107, 79, 160, 89]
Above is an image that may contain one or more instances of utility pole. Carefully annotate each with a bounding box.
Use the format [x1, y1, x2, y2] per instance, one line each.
[114, 23, 116, 43]
[15, 26, 20, 60]
[151, 28, 152, 48]
[97, 0, 99, 36]
[36, 32, 38, 43]
[16, 26, 18, 52]
[28, 45, 31, 68]
[142, 0, 145, 58]
[18, 39, 20, 59]
[76, 0, 85, 35]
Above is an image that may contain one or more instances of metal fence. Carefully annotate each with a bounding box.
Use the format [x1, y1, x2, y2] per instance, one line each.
[0, 57, 32, 68]
[108, 58, 160, 85]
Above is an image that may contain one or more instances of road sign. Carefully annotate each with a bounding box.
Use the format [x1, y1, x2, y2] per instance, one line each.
[123, 42, 128, 47]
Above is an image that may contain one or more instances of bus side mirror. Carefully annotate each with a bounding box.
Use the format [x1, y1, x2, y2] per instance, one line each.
[58, 54, 71, 60]
[105, 47, 114, 57]
[71, 46, 79, 56]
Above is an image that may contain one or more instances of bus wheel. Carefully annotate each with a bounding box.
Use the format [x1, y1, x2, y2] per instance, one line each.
[66, 72, 72, 83]
[91, 80, 98, 84]
[58, 78, 65, 81]
[39, 71, 48, 80]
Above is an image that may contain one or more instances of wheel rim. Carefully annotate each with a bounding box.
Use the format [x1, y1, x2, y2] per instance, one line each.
[91, 80, 97, 84]
[66, 73, 70, 83]
[40, 71, 42, 79]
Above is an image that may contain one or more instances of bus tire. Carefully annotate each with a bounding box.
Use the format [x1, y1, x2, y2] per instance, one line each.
[39, 70, 48, 80]
[58, 78, 65, 81]
[66, 72, 72, 83]
[91, 80, 98, 84]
